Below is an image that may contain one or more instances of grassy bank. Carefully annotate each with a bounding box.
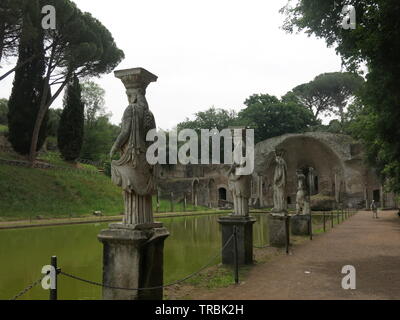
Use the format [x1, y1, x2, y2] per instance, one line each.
[0, 153, 211, 221]
[0, 163, 124, 220]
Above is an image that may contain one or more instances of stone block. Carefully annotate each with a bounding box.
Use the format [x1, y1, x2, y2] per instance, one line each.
[268, 213, 289, 247]
[218, 215, 256, 265]
[98, 224, 169, 300]
[291, 214, 311, 236]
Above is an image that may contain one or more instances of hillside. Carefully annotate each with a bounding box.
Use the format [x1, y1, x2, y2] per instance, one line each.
[0, 161, 124, 221]
[0, 149, 209, 221]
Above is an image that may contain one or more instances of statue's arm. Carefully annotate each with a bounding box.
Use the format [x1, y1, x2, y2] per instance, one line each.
[110, 106, 132, 158]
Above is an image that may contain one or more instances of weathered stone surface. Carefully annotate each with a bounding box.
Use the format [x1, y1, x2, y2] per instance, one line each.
[218, 215, 256, 265]
[268, 213, 289, 247]
[110, 67, 158, 226]
[291, 214, 310, 236]
[98, 225, 169, 300]
[310, 194, 336, 211]
[98, 68, 169, 301]
[272, 150, 288, 213]
[253, 132, 396, 209]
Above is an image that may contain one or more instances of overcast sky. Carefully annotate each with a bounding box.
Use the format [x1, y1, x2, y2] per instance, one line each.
[0, 0, 343, 129]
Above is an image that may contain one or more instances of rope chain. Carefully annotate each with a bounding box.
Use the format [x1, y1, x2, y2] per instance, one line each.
[10, 274, 46, 300]
[60, 234, 235, 291]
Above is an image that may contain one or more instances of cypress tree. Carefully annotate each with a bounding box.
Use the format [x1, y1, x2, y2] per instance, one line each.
[7, 0, 48, 155]
[58, 75, 85, 162]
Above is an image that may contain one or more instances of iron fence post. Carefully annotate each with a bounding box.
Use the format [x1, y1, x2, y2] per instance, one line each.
[50, 256, 57, 300]
[233, 226, 239, 284]
[285, 215, 290, 255]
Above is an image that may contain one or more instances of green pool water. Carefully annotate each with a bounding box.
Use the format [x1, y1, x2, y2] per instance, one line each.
[0, 213, 270, 300]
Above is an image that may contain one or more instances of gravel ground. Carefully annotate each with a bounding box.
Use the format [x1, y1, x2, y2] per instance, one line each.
[196, 210, 400, 300]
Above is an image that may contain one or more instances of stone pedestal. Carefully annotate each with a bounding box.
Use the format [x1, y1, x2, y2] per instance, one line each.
[218, 216, 256, 265]
[268, 213, 289, 247]
[98, 223, 169, 300]
[291, 214, 311, 236]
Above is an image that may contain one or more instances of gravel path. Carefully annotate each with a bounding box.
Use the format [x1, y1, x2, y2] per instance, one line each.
[197, 210, 400, 300]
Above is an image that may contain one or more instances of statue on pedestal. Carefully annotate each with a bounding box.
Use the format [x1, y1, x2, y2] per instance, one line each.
[308, 166, 315, 195]
[110, 68, 158, 226]
[272, 149, 287, 213]
[228, 162, 251, 216]
[296, 169, 307, 215]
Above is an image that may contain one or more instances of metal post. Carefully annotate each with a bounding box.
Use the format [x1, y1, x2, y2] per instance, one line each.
[331, 212, 334, 228]
[170, 192, 174, 212]
[50, 256, 57, 300]
[341, 208, 344, 222]
[337, 210, 339, 224]
[233, 226, 239, 284]
[309, 214, 313, 240]
[323, 212, 326, 232]
[285, 215, 290, 255]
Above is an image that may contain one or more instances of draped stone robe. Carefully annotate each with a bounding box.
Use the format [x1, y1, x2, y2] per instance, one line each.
[272, 155, 287, 213]
[111, 98, 156, 225]
[228, 164, 251, 216]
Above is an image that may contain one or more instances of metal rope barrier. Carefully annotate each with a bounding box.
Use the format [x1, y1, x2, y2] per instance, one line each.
[10, 274, 47, 300]
[59, 234, 235, 292]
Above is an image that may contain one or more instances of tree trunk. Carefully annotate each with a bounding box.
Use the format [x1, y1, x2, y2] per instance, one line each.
[29, 76, 70, 163]
[0, 22, 5, 65]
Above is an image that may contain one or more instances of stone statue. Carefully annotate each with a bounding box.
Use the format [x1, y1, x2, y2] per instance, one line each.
[228, 163, 251, 216]
[110, 68, 158, 226]
[296, 169, 307, 214]
[272, 149, 287, 213]
[228, 138, 251, 216]
[308, 166, 315, 195]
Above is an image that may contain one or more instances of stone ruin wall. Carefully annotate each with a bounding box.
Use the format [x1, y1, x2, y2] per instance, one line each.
[156, 132, 398, 210]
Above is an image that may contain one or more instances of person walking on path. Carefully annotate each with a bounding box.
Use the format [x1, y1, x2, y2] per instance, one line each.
[370, 200, 378, 219]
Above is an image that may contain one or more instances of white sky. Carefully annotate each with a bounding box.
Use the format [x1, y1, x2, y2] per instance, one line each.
[0, 0, 342, 130]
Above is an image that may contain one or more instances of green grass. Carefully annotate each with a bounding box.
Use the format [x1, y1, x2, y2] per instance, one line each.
[0, 149, 213, 220]
[155, 198, 211, 213]
[0, 163, 124, 220]
[311, 212, 348, 234]
[185, 265, 251, 289]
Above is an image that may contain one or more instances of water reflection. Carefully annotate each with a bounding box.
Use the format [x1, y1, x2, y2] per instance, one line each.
[0, 213, 276, 300]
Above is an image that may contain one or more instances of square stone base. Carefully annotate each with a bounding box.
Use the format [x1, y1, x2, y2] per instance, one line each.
[98, 223, 169, 300]
[268, 213, 290, 247]
[291, 214, 311, 236]
[218, 215, 256, 265]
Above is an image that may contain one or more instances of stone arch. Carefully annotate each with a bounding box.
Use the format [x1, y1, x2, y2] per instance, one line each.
[218, 187, 227, 201]
[255, 133, 347, 207]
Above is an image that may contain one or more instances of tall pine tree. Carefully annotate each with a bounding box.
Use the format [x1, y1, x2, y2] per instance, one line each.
[7, 0, 48, 155]
[58, 75, 84, 162]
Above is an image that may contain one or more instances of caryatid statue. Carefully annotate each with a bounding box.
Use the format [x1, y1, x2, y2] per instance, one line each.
[272, 149, 287, 213]
[110, 68, 158, 226]
[296, 169, 307, 214]
[228, 162, 251, 216]
[228, 136, 252, 216]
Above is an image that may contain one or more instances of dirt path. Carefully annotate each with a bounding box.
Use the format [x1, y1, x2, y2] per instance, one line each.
[197, 210, 400, 300]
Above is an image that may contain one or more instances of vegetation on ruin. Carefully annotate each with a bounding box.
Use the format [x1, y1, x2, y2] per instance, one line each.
[281, 0, 400, 193]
